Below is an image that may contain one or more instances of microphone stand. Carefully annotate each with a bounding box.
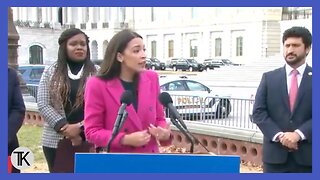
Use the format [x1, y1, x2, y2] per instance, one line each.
[170, 117, 195, 153]
[173, 118, 212, 154]
[105, 110, 128, 153]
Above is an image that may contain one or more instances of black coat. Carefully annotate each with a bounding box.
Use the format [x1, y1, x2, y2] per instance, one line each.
[8, 67, 25, 156]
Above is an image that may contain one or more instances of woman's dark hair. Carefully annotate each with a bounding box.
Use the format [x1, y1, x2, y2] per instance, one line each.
[50, 28, 97, 109]
[282, 26, 312, 49]
[98, 29, 143, 97]
[98, 29, 143, 80]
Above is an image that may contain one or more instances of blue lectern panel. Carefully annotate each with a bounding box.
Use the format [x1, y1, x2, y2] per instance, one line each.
[75, 153, 240, 173]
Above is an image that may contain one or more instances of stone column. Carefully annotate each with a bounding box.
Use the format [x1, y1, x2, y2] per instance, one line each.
[88, 7, 95, 22]
[98, 7, 106, 29]
[75, 7, 84, 29]
[41, 7, 47, 23]
[12, 7, 19, 21]
[47, 8, 52, 22]
[18, 7, 24, 21]
[28, 7, 38, 22]
[110, 7, 119, 29]
[51, 7, 59, 23]
[99, 7, 106, 22]
[50, 7, 61, 29]
[21, 7, 27, 21]
[67, 7, 73, 24]
[77, 7, 84, 23]
[85, 7, 95, 29]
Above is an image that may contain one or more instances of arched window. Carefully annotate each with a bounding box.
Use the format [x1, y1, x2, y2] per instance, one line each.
[236, 36, 243, 56]
[29, 45, 43, 64]
[151, 40, 157, 58]
[103, 40, 108, 58]
[91, 40, 98, 60]
[215, 38, 222, 57]
[168, 40, 174, 58]
[190, 39, 198, 58]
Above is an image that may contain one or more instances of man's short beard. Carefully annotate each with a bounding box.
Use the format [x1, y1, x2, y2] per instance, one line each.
[285, 53, 306, 67]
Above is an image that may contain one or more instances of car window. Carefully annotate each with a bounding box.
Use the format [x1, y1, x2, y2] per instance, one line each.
[213, 60, 223, 64]
[18, 69, 26, 75]
[166, 81, 186, 91]
[29, 68, 44, 80]
[160, 85, 167, 91]
[186, 81, 207, 91]
[170, 59, 178, 64]
[222, 59, 232, 64]
[188, 59, 197, 63]
[178, 60, 187, 64]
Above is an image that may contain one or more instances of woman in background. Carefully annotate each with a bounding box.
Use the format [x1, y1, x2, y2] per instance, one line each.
[37, 28, 98, 172]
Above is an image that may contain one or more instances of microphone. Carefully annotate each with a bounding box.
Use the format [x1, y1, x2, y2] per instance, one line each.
[158, 92, 212, 154]
[105, 91, 133, 152]
[118, 110, 128, 135]
[159, 92, 187, 130]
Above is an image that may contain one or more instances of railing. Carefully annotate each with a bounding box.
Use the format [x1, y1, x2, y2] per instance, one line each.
[24, 85, 258, 130]
[166, 95, 258, 131]
[26, 84, 39, 102]
[281, 8, 312, 20]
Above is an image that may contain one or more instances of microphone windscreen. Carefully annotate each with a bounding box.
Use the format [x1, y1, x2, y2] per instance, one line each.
[121, 90, 133, 105]
[158, 92, 173, 107]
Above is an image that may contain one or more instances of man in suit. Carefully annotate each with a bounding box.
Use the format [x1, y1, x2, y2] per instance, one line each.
[252, 26, 312, 173]
[8, 67, 26, 173]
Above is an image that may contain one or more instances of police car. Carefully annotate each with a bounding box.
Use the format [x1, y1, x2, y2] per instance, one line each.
[18, 65, 47, 85]
[159, 75, 232, 120]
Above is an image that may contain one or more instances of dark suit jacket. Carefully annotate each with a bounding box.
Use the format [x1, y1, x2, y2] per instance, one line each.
[252, 65, 312, 166]
[8, 67, 26, 156]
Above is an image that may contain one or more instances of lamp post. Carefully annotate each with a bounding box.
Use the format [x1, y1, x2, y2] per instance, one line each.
[8, 7, 19, 70]
[8, 7, 29, 95]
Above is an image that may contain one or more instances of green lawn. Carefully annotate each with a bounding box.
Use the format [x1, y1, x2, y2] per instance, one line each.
[17, 124, 46, 164]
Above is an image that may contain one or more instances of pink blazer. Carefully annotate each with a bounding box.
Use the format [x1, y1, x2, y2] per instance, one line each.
[84, 70, 172, 153]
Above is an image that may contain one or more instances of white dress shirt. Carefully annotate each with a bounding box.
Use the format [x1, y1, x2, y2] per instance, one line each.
[272, 62, 307, 142]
